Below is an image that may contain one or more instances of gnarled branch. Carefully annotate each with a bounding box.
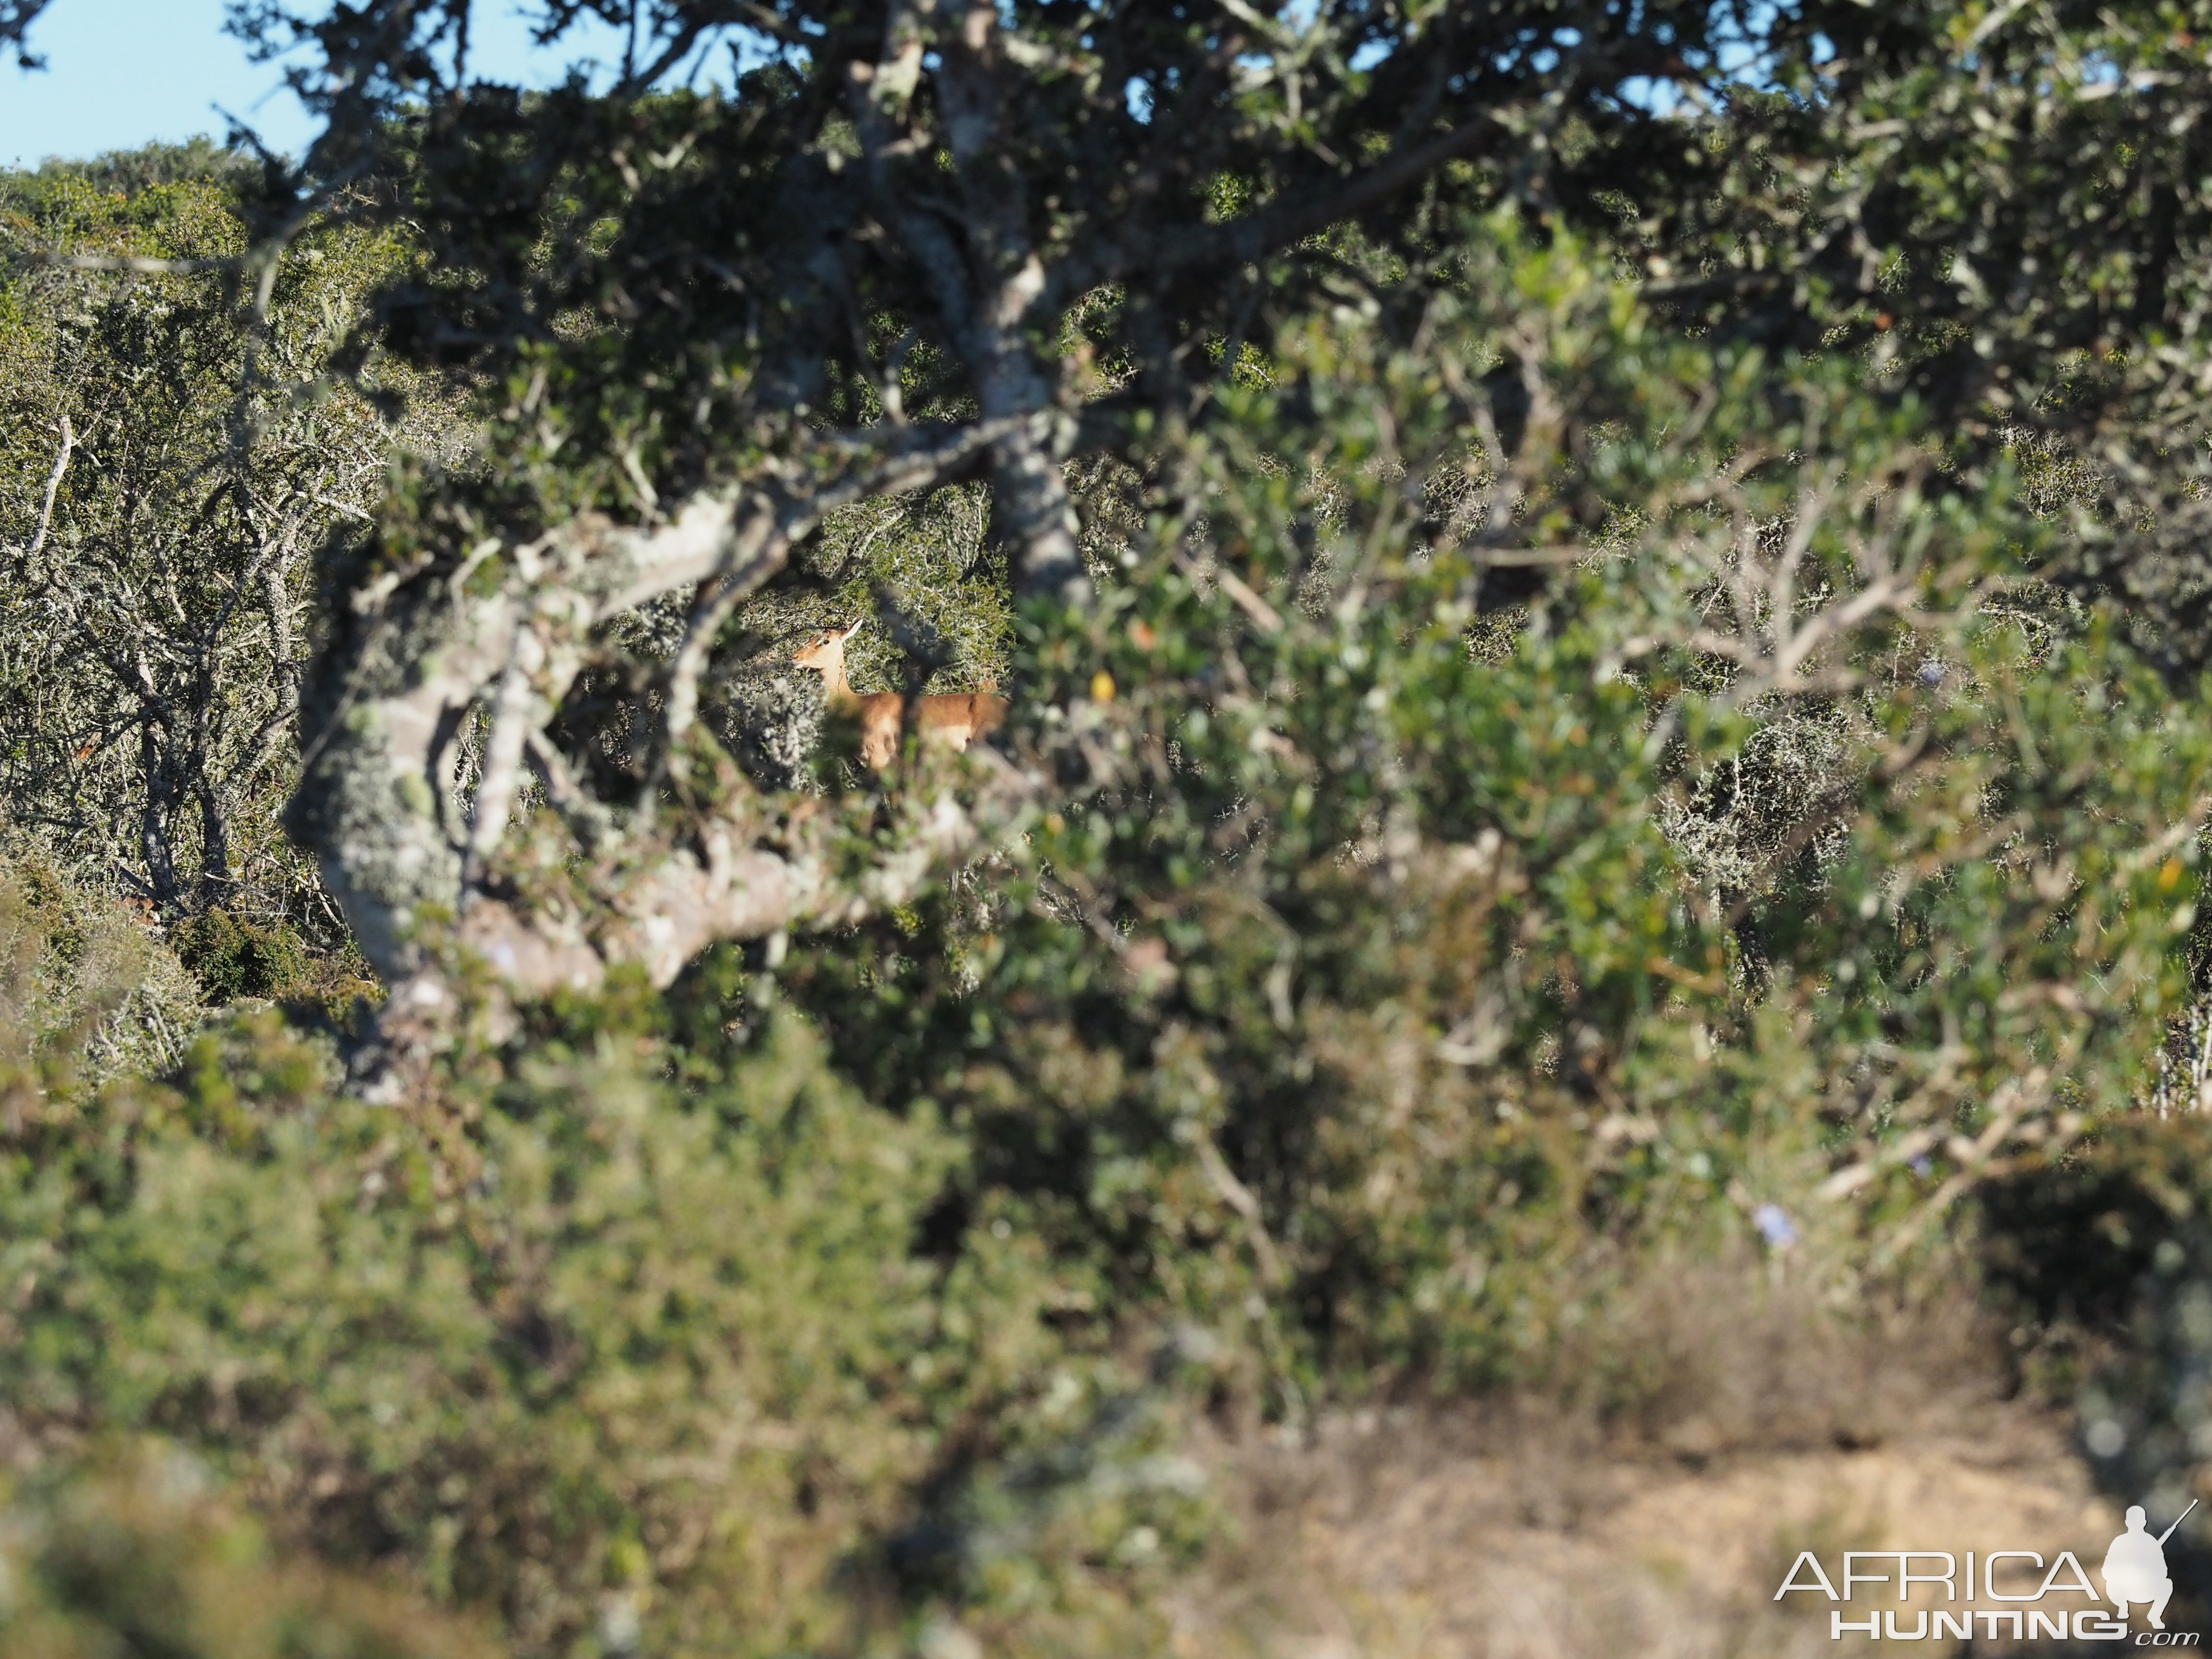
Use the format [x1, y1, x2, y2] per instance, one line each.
[297, 421, 1047, 1043]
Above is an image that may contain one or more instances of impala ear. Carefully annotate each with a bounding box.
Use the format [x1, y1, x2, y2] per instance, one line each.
[843, 619, 865, 641]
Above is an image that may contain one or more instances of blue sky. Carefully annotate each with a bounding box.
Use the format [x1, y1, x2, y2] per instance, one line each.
[0, 1, 642, 170]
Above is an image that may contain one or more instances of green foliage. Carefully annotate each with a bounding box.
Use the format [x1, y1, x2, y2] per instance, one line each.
[780, 221, 2212, 1409]
[0, 147, 445, 936]
[0, 850, 199, 1118]
[244, 0, 1818, 509]
[175, 910, 312, 1003]
[0, 1443, 496, 1659]
[20, 175, 2212, 1646]
[32, 0, 2212, 1624]
[0, 1009, 1202, 1658]
[171, 907, 377, 1022]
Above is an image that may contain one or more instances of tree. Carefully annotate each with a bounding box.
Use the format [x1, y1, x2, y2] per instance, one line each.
[1609, 4, 2212, 665]
[777, 225, 2212, 1375]
[200, 0, 1909, 1036]
[0, 155, 445, 959]
[9, 221, 2212, 1653]
[197, 0, 2212, 1059]
[0, 0, 51, 68]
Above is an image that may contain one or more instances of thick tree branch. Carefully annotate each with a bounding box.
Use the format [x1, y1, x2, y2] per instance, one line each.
[300, 412, 1051, 1016]
[0, 0, 52, 67]
[845, 9, 1088, 600]
[1116, 113, 1503, 292]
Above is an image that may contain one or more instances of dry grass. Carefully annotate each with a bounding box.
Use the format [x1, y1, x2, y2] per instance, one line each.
[0, 851, 200, 1121]
[1171, 1255, 2117, 1658]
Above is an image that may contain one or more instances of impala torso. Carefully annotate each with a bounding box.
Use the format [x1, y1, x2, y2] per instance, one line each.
[791, 625, 1006, 770]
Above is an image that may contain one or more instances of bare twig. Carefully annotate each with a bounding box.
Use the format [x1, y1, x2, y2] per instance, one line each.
[26, 251, 238, 276]
[25, 415, 74, 563]
[1172, 547, 1284, 635]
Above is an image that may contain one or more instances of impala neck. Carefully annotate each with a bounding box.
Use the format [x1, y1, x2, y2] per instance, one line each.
[806, 649, 861, 707]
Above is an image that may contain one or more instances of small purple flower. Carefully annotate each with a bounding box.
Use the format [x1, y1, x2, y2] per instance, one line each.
[1918, 659, 1947, 688]
[1910, 1154, 1933, 1178]
[1753, 1203, 1799, 1249]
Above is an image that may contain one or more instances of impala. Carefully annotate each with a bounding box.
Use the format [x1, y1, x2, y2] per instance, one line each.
[790, 621, 1007, 770]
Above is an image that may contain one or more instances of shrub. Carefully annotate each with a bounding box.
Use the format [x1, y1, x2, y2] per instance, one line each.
[175, 910, 312, 1004]
[0, 1442, 497, 1659]
[1981, 1118, 2212, 1534]
[0, 1010, 1204, 1658]
[0, 852, 199, 1119]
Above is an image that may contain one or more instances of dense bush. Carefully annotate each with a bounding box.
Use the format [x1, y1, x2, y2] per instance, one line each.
[0, 147, 444, 944]
[24, 0, 2212, 1649]
[16, 207, 2212, 1656]
[0, 852, 199, 1110]
[778, 225, 2212, 1400]
[0, 995, 1216, 1657]
[0, 1443, 495, 1659]
[10, 227, 2206, 1657]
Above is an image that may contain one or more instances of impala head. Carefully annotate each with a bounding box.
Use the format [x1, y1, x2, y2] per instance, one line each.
[791, 619, 864, 673]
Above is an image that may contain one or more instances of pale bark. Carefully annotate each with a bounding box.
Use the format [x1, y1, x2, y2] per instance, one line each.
[849, 1, 1090, 601]
[301, 490, 770, 982]
[298, 422, 1044, 1034]
[308, 2, 1099, 1033]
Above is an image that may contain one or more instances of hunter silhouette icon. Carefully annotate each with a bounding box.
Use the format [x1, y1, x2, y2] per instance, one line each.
[2104, 1500, 2197, 1629]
